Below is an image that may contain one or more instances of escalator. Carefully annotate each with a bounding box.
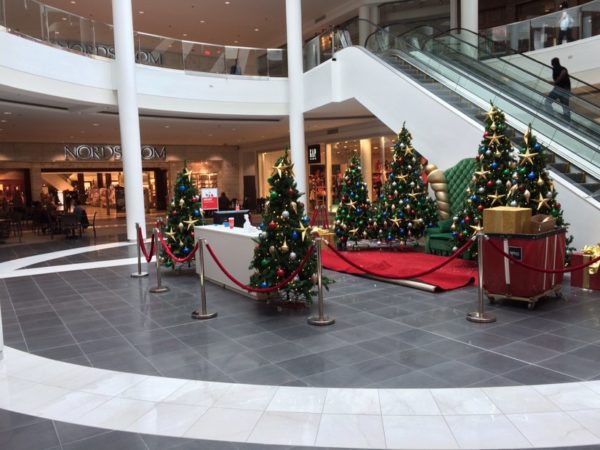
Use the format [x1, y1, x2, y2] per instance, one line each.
[364, 26, 600, 198]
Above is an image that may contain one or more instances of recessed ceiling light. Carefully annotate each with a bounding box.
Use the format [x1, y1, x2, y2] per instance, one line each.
[233, 40, 238, 44]
[164, 125, 170, 128]
[225, 1, 230, 4]
[182, 33, 187, 37]
[0, 119, 7, 123]
[200, 20, 205, 24]
[3, 112, 11, 115]
[254, 27, 260, 32]
[54, 31, 60, 34]
[92, 123, 100, 126]
[70, 0, 76, 3]
[138, 10, 144, 14]
[61, 17, 67, 21]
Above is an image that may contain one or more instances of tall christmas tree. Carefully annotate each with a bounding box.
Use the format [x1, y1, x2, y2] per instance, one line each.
[375, 124, 437, 244]
[453, 104, 515, 246]
[335, 152, 373, 248]
[250, 149, 329, 303]
[506, 125, 569, 229]
[162, 163, 204, 268]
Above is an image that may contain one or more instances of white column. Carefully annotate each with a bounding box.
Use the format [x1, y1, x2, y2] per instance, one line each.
[0, 299, 4, 359]
[358, 5, 371, 47]
[285, 0, 307, 205]
[461, 0, 478, 33]
[112, 0, 145, 240]
[326, 144, 333, 211]
[450, 0, 458, 30]
[360, 139, 372, 201]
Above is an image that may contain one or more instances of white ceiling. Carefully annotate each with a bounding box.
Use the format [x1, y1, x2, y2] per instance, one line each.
[0, 0, 391, 149]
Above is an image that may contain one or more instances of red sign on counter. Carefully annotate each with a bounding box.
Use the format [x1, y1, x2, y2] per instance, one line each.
[201, 188, 218, 210]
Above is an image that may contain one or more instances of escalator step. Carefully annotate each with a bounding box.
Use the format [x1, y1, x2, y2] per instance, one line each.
[565, 172, 586, 183]
[550, 162, 570, 173]
[581, 183, 600, 194]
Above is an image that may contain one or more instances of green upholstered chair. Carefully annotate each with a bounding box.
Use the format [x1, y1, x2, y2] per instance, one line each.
[425, 158, 477, 256]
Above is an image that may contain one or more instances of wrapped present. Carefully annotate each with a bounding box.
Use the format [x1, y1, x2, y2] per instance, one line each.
[570, 244, 600, 290]
[483, 207, 532, 234]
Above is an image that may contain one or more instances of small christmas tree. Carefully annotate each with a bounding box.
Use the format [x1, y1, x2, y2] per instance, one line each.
[249, 149, 329, 303]
[334, 152, 373, 248]
[375, 124, 437, 244]
[162, 162, 204, 268]
[453, 104, 515, 247]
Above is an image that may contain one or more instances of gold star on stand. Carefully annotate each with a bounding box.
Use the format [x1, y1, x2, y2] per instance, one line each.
[349, 227, 359, 237]
[389, 217, 401, 228]
[475, 169, 490, 179]
[272, 160, 286, 177]
[404, 145, 414, 156]
[184, 167, 194, 180]
[296, 221, 309, 241]
[164, 228, 176, 241]
[346, 199, 357, 209]
[485, 108, 495, 121]
[488, 133, 501, 146]
[184, 216, 199, 230]
[534, 192, 551, 211]
[487, 190, 505, 206]
[518, 148, 538, 166]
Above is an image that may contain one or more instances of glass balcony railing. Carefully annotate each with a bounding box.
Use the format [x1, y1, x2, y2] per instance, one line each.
[481, 0, 600, 54]
[0, 0, 287, 77]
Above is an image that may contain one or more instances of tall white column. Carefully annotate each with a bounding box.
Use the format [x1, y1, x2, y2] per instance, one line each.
[358, 5, 371, 47]
[360, 139, 372, 200]
[461, 0, 478, 33]
[112, 0, 145, 240]
[326, 144, 333, 211]
[285, 0, 307, 205]
[0, 300, 4, 360]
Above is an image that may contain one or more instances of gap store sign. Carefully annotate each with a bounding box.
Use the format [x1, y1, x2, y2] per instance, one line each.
[64, 145, 167, 161]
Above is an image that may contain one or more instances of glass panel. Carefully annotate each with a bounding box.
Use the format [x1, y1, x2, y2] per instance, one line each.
[91, 21, 114, 59]
[581, 2, 600, 39]
[135, 32, 182, 69]
[266, 49, 287, 77]
[183, 41, 225, 74]
[0, 0, 5, 27]
[46, 6, 85, 52]
[4, 0, 43, 40]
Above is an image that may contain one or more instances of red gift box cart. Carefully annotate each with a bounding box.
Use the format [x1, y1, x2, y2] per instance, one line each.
[482, 228, 566, 310]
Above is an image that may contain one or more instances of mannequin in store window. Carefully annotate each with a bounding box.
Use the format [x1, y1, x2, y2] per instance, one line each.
[558, 1, 573, 44]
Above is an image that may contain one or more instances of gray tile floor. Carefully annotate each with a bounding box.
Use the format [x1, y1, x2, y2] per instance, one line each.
[2, 237, 600, 449]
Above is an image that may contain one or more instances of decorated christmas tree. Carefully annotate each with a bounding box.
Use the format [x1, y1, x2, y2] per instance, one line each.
[334, 152, 373, 248]
[453, 104, 515, 247]
[506, 125, 570, 234]
[249, 149, 329, 303]
[162, 163, 204, 268]
[375, 124, 437, 244]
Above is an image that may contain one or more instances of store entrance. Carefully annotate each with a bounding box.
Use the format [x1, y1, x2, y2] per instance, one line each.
[40, 169, 168, 215]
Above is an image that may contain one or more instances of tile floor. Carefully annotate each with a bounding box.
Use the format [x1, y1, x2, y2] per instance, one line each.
[1, 235, 600, 449]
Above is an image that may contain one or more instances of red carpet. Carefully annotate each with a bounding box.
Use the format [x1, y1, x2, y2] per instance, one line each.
[321, 249, 478, 292]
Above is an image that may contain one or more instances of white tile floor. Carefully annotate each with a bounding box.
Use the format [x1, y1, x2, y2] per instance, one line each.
[2, 242, 600, 448]
[2, 347, 600, 448]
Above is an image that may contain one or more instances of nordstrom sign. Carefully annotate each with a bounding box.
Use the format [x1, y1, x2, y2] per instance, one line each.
[64, 145, 167, 161]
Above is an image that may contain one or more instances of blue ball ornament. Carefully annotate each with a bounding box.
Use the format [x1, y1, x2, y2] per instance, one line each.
[479, 146, 486, 154]
[291, 230, 300, 241]
[471, 195, 478, 202]
[183, 246, 190, 254]
[336, 229, 343, 237]
[355, 181, 361, 187]
[491, 162, 498, 170]
[386, 234, 393, 241]
[193, 209, 201, 217]
[534, 143, 541, 151]
[452, 231, 458, 238]
[178, 185, 186, 193]
[302, 216, 310, 226]
[382, 211, 388, 218]
[527, 171, 536, 180]
[399, 228, 406, 236]
[355, 207, 362, 215]
[259, 281, 269, 288]
[349, 192, 355, 198]
[259, 223, 266, 231]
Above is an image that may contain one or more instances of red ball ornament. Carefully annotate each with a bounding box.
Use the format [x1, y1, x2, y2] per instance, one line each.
[477, 205, 484, 211]
[464, 216, 471, 224]
[518, 184, 525, 191]
[172, 211, 178, 217]
[486, 180, 493, 188]
[268, 221, 277, 231]
[483, 131, 489, 137]
[288, 188, 294, 196]
[276, 268, 286, 278]
[388, 195, 393, 201]
[556, 202, 561, 209]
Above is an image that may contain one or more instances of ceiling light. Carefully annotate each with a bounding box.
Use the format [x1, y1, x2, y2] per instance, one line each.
[0, 119, 6, 123]
[164, 125, 170, 128]
[200, 20, 205, 24]
[182, 33, 187, 37]
[254, 27, 260, 32]
[225, 1, 230, 4]
[61, 17, 67, 21]
[3, 112, 11, 115]
[70, 0, 76, 3]
[233, 40, 238, 44]
[138, 10, 144, 14]
[92, 123, 100, 126]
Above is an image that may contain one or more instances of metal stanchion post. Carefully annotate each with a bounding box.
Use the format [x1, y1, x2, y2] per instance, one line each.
[467, 230, 496, 323]
[149, 228, 169, 293]
[191, 239, 217, 320]
[308, 238, 335, 326]
[131, 222, 149, 278]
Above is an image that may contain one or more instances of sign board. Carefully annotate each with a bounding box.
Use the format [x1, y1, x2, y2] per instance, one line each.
[508, 246, 523, 261]
[201, 188, 218, 210]
[64, 145, 166, 161]
[308, 144, 321, 164]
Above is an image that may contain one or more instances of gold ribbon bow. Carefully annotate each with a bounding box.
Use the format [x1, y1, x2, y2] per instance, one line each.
[582, 244, 600, 276]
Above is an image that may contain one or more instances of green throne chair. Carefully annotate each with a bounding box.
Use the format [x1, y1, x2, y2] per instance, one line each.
[425, 158, 477, 256]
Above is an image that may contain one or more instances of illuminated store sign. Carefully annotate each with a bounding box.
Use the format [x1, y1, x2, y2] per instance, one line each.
[64, 145, 167, 161]
[56, 41, 163, 65]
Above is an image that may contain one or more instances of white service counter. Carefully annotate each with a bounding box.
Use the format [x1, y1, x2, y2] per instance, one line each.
[194, 224, 260, 298]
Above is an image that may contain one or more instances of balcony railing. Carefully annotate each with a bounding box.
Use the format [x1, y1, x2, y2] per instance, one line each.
[0, 0, 288, 77]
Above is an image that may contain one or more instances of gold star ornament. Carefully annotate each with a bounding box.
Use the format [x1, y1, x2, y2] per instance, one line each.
[184, 216, 199, 230]
[518, 148, 538, 166]
[487, 190, 505, 206]
[184, 167, 194, 180]
[534, 193, 551, 211]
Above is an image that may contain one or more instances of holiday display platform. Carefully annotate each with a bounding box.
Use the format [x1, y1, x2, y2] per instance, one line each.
[321, 248, 478, 292]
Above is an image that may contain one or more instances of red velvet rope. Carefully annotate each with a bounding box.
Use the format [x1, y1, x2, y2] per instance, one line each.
[205, 242, 315, 293]
[157, 231, 199, 263]
[137, 226, 155, 263]
[325, 238, 475, 280]
[485, 238, 600, 274]
[309, 208, 329, 229]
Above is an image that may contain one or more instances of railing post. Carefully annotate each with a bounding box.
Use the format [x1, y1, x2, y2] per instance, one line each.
[467, 230, 496, 323]
[308, 238, 335, 326]
[149, 228, 169, 293]
[131, 222, 149, 278]
[191, 239, 217, 320]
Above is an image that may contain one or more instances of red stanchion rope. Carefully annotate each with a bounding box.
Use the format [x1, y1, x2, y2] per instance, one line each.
[205, 242, 315, 293]
[325, 238, 475, 280]
[157, 232, 199, 264]
[485, 238, 600, 274]
[137, 226, 155, 263]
